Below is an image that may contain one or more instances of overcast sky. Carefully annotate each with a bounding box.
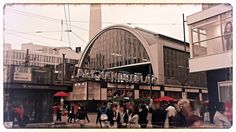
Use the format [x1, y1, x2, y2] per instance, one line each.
[4, 4, 202, 50]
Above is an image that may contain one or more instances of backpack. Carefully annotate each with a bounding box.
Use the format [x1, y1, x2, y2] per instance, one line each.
[100, 107, 108, 121]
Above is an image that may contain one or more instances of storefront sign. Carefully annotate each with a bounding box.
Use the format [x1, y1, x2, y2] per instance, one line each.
[14, 72, 32, 81]
[76, 68, 158, 84]
[13, 67, 32, 81]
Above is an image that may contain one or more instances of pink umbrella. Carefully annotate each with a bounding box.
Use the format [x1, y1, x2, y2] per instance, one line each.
[153, 96, 177, 102]
[54, 91, 69, 97]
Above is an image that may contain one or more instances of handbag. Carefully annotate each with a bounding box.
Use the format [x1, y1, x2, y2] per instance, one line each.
[100, 114, 108, 121]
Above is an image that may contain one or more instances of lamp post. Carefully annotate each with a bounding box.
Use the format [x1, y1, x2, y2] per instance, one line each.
[182, 13, 188, 96]
[53, 47, 72, 85]
[62, 53, 65, 85]
[149, 64, 152, 99]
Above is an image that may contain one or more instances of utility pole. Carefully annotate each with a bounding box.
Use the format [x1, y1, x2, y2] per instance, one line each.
[62, 53, 65, 85]
[149, 64, 152, 99]
[25, 49, 30, 66]
[182, 13, 187, 98]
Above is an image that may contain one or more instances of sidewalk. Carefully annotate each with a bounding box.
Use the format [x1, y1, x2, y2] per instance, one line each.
[13, 113, 215, 128]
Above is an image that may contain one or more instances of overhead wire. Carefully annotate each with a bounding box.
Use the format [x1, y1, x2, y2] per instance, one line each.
[5, 29, 83, 46]
[5, 8, 182, 26]
[64, 5, 71, 47]
[5, 8, 88, 31]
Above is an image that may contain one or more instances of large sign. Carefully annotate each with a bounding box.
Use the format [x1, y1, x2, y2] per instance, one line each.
[75, 69, 158, 84]
[13, 67, 32, 81]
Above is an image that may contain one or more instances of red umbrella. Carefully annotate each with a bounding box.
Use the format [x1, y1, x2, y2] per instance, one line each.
[54, 91, 69, 97]
[153, 96, 177, 102]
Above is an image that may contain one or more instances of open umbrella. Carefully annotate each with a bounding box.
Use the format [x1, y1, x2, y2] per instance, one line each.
[54, 91, 69, 97]
[54, 91, 68, 111]
[153, 96, 177, 102]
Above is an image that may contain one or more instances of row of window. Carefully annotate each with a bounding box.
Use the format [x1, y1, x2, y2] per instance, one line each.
[163, 47, 207, 87]
[3, 51, 79, 65]
[4, 59, 79, 67]
[82, 29, 150, 70]
[190, 10, 233, 57]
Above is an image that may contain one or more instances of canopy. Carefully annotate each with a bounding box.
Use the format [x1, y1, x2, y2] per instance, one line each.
[54, 91, 69, 97]
[153, 96, 177, 102]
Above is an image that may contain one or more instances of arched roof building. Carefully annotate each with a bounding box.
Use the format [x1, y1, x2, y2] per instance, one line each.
[70, 24, 208, 106]
[79, 24, 192, 85]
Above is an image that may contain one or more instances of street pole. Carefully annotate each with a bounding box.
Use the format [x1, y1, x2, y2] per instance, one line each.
[149, 64, 152, 99]
[182, 13, 187, 98]
[62, 53, 65, 85]
[25, 49, 30, 66]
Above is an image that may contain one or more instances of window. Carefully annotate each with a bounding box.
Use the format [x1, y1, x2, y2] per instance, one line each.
[218, 81, 232, 102]
[191, 10, 232, 57]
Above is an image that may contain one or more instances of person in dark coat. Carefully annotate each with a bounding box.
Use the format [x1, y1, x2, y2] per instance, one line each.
[96, 102, 110, 128]
[77, 106, 90, 128]
[138, 104, 148, 128]
[55, 104, 62, 122]
[108, 104, 120, 127]
[151, 102, 167, 128]
[171, 99, 192, 128]
[117, 104, 128, 128]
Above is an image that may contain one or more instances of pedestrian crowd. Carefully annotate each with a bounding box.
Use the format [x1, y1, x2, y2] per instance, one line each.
[52, 98, 232, 128]
[7, 98, 231, 128]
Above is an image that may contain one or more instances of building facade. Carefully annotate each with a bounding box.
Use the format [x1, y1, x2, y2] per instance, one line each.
[68, 25, 208, 108]
[187, 4, 233, 122]
[3, 43, 81, 67]
[3, 65, 72, 123]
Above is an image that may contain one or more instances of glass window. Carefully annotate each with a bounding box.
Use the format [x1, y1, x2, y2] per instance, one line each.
[191, 10, 232, 57]
[81, 29, 150, 70]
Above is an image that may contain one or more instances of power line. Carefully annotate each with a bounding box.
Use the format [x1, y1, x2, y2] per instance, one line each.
[5, 31, 61, 46]
[67, 4, 72, 31]
[5, 8, 88, 31]
[5, 8, 182, 26]
[64, 5, 71, 47]
[5, 29, 82, 46]
[71, 31, 87, 44]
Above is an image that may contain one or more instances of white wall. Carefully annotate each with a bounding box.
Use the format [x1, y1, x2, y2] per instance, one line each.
[189, 50, 232, 72]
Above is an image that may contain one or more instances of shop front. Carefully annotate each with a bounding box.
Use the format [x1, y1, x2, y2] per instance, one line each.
[4, 83, 70, 123]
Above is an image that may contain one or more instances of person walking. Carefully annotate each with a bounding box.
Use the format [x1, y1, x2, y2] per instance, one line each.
[14, 105, 28, 128]
[213, 102, 231, 128]
[108, 104, 119, 128]
[165, 102, 176, 127]
[67, 104, 73, 123]
[128, 107, 140, 128]
[77, 106, 90, 128]
[171, 99, 192, 128]
[151, 102, 167, 128]
[138, 104, 148, 128]
[72, 103, 79, 123]
[96, 102, 109, 128]
[55, 104, 62, 122]
[117, 104, 129, 128]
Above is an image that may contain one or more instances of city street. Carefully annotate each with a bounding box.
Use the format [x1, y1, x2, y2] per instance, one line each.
[11, 113, 215, 128]
[3, 3, 233, 129]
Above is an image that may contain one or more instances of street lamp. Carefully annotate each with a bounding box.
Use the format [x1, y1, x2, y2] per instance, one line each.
[53, 47, 72, 85]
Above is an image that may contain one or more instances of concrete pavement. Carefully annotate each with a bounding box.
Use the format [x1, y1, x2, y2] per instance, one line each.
[12, 113, 215, 128]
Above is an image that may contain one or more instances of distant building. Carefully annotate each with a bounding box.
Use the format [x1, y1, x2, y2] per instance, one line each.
[187, 4, 232, 122]
[3, 43, 82, 68]
[89, 4, 102, 41]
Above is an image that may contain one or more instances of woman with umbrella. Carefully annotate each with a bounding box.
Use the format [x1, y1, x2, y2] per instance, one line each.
[54, 91, 69, 122]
